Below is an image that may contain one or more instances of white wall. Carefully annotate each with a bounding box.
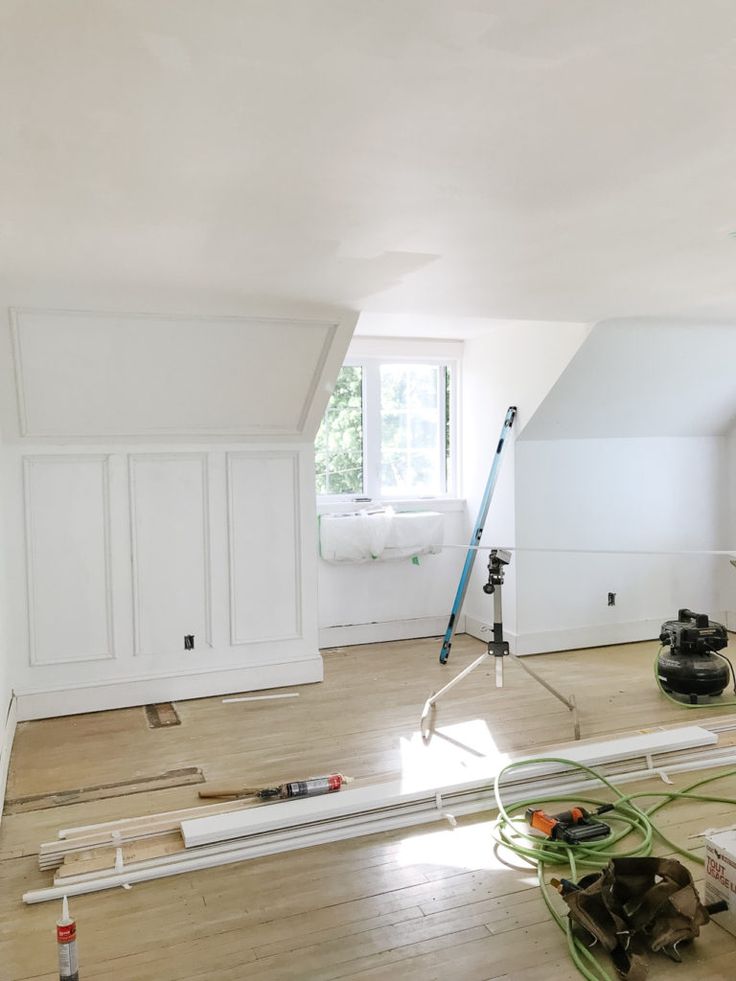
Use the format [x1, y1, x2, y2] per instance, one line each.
[515, 437, 725, 652]
[0, 305, 357, 719]
[318, 502, 466, 647]
[0, 426, 14, 820]
[511, 320, 736, 651]
[718, 424, 736, 627]
[460, 321, 591, 640]
[0, 430, 9, 723]
[316, 336, 466, 646]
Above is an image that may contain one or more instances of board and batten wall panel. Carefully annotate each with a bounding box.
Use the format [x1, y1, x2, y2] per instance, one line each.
[1, 302, 359, 719]
[129, 454, 211, 656]
[228, 452, 301, 645]
[23, 456, 113, 665]
[11, 308, 337, 437]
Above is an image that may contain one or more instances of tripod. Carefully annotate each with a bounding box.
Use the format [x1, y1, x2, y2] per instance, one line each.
[420, 549, 580, 740]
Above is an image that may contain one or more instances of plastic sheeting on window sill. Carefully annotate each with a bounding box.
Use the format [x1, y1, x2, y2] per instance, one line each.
[318, 506, 444, 564]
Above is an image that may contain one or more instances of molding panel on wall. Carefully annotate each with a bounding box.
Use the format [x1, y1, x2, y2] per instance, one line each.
[129, 454, 212, 656]
[11, 308, 337, 438]
[24, 455, 114, 665]
[228, 452, 301, 646]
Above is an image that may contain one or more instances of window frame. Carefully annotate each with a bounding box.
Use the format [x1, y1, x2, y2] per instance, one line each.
[316, 353, 460, 504]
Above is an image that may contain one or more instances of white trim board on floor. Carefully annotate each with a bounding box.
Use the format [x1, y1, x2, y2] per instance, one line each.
[23, 724, 725, 904]
[0, 694, 18, 830]
[27, 742, 736, 905]
[60, 747, 736, 891]
[181, 725, 716, 847]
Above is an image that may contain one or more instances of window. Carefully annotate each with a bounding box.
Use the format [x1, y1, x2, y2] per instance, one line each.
[314, 365, 364, 496]
[316, 360, 455, 499]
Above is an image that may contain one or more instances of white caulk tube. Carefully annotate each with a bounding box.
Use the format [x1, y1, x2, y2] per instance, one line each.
[56, 895, 79, 981]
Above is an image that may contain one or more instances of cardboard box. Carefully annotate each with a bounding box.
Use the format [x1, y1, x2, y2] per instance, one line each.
[704, 828, 736, 936]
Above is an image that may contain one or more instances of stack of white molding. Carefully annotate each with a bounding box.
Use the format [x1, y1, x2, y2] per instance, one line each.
[24, 725, 732, 905]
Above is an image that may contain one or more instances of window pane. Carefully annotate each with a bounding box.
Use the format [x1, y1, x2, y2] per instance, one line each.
[315, 366, 363, 495]
[380, 364, 443, 496]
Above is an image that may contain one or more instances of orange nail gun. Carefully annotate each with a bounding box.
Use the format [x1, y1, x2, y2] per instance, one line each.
[526, 804, 614, 844]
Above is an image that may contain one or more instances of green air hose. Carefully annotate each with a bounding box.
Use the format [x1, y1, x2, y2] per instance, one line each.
[654, 644, 736, 708]
[491, 756, 736, 981]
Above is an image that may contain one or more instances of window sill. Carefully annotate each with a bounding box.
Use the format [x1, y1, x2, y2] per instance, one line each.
[316, 497, 466, 515]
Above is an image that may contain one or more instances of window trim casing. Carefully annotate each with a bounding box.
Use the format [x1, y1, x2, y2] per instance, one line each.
[316, 353, 460, 503]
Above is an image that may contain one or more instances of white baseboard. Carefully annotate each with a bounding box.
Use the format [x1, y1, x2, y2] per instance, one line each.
[0, 694, 18, 829]
[465, 614, 701, 656]
[15, 656, 323, 721]
[464, 614, 518, 654]
[513, 620, 662, 656]
[319, 615, 461, 649]
[512, 613, 728, 656]
[411, 611, 735, 657]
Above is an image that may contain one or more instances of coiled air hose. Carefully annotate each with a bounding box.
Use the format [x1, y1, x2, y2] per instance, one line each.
[492, 757, 736, 981]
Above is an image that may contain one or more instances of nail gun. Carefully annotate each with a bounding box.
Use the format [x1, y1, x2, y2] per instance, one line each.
[526, 803, 614, 844]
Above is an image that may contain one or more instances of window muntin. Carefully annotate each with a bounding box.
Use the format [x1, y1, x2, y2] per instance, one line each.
[316, 360, 454, 499]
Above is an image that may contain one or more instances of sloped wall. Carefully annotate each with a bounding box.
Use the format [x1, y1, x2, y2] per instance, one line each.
[515, 436, 724, 652]
[460, 321, 591, 641]
[0, 305, 357, 719]
[521, 321, 736, 441]
[514, 321, 736, 653]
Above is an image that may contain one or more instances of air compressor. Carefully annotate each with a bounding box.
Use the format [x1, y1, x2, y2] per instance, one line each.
[657, 608, 734, 703]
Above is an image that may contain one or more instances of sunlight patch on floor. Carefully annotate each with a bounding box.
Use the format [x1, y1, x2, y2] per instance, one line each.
[399, 718, 510, 792]
[396, 818, 538, 874]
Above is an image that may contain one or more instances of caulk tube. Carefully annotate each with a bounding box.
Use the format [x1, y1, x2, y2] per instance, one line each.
[56, 896, 79, 981]
[281, 774, 351, 798]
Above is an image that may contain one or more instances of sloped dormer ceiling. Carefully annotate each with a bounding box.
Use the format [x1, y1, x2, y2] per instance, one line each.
[8, 307, 352, 440]
[520, 321, 736, 440]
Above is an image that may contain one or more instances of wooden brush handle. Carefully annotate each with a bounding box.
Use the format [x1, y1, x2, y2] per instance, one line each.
[197, 788, 259, 799]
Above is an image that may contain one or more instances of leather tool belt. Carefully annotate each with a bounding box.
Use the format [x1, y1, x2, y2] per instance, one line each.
[560, 857, 711, 979]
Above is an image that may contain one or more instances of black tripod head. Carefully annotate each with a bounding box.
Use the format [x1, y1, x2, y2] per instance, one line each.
[483, 548, 512, 593]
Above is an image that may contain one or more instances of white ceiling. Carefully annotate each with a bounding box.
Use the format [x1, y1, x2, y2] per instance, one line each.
[354, 312, 587, 340]
[1, 2, 736, 321]
[521, 320, 736, 439]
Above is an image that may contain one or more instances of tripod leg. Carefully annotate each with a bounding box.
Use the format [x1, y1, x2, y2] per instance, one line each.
[420, 650, 489, 731]
[510, 654, 581, 740]
[571, 695, 580, 741]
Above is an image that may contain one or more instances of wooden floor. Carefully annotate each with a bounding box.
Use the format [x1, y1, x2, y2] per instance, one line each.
[2, 635, 736, 979]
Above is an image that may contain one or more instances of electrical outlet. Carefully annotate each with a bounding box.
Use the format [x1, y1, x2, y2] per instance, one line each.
[184, 634, 194, 650]
[608, 593, 616, 607]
